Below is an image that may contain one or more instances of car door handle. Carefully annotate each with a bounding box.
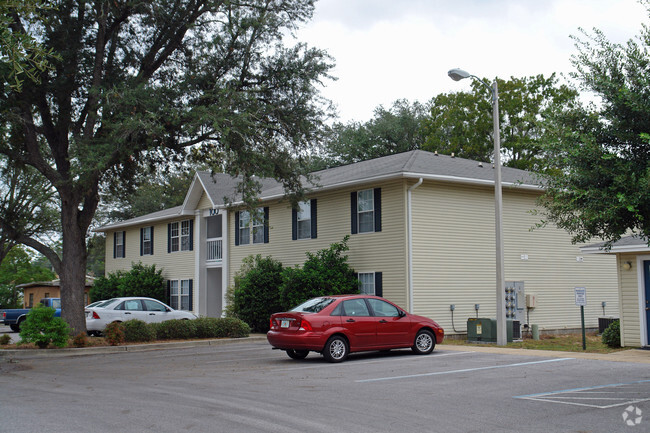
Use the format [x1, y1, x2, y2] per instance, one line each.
[346, 319, 356, 323]
[149, 313, 156, 315]
[125, 312, 131, 315]
[379, 319, 388, 323]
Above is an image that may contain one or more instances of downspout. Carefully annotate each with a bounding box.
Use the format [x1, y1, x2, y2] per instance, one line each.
[407, 178, 423, 313]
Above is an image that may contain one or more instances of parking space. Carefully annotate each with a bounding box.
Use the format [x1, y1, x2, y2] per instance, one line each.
[1, 341, 649, 432]
[514, 379, 650, 409]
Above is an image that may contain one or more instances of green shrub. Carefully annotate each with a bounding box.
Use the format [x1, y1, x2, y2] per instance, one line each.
[72, 332, 88, 348]
[602, 320, 621, 348]
[104, 321, 125, 346]
[228, 255, 284, 333]
[154, 319, 196, 340]
[90, 263, 165, 303]
[122, 319, 157, 342]
[0, 334, 11, 345]
[279, 236, 359, 309]
[193, 317, 250, 338]
[19, 304, 69, 348]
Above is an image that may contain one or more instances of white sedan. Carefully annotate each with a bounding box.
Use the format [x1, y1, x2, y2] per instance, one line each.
[85, 297, 197, 334]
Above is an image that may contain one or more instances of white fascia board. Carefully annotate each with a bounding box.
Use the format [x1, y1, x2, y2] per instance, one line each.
[93, 211, 183, 232]
[181, 174, 215, 214]
[244, 172, 542, 205]
[581, 244, 650, 255]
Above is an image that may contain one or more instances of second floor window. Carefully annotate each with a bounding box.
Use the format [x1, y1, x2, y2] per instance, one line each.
[235, 207, 269, 245]
[140, 226, 153, 256]
[114, 231, 125, 258]
[292, 199, 317, 240]
[168, 220, 193, 253]
[351, 188, 382, 234]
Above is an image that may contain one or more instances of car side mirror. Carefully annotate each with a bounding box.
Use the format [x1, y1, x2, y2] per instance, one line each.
[398, 310, 406, 318]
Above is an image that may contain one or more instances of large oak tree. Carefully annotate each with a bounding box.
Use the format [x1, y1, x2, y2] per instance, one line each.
[1, 0, 333, 333]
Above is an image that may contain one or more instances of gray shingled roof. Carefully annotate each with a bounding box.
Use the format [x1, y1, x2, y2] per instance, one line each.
[97, 150, 540, 231]
[582, 235, 650, 253]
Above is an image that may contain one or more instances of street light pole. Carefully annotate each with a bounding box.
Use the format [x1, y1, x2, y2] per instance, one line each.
[448, 68, 507, 346]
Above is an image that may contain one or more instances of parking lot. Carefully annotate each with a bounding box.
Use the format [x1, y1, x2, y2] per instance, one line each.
[1, 338, 648, 433]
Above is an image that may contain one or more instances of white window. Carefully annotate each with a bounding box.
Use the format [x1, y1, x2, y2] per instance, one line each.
[170, 222, 180, 252]
[170, 220, 192, 252]
[358, 272, 375, 295]
[297, 201, 311, 240]
[238, 208, 266, 245]
[169, 280, 179, 309]
[180, 220, 191, 251]
[142, 227, 152, 255]
[114, 231, 125, 258]
[252, 208, 265, 244]
[238, 210, 251, 245]
[169, 279, 191, 311]
[357, 189, 375, 233]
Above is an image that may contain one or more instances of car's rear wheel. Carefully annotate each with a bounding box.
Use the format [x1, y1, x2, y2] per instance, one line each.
[412, 329, 435, 355]
[9, 324, 19, 332]
[323, 335, 349, 363]
[286, 349, 309, 360]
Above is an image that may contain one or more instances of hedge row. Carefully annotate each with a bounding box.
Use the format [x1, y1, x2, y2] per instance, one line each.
[113, 317, 250, 344]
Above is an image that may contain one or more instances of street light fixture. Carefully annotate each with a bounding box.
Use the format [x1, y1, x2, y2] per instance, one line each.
[448, 68, 506, 346]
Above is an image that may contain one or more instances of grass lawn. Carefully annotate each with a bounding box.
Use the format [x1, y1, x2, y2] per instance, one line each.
[443, 331, 626, 354]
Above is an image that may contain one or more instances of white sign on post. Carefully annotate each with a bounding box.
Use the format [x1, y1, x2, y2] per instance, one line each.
[574, 287, 587, 307]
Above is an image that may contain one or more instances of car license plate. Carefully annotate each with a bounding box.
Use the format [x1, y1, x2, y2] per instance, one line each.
[281, 320, 290, 328]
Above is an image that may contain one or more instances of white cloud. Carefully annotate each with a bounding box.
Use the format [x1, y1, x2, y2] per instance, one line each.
[294, 0, 647, 122]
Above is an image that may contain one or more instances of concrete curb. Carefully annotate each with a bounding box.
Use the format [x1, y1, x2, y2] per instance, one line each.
[0, 335, 269, 360]
[438, 343, 650, 364]
[2, 336, 648, 364]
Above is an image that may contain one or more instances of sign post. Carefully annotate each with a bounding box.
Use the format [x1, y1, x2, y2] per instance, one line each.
[575, 287, 587, 350]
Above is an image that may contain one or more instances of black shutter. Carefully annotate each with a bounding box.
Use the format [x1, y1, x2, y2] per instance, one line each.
[350, 192, 358, 234]
[121, 231, 125, 258]
[234, 212, 240, 246]
[188, 279, 193, 311]
[374, 188, 382, 232]
[263, 207, 270, 243]
[113, 232, 117, 258]
[140, 228, 144, 256]
[167, 223, 172, 253]
[374, 272, 383, 297]
[291, 207, 298, 240]
[311, 199, 317, 239]
[189, 219, 194, 251]
[166, 280, 171, 304]
[150, 226, 154, 255]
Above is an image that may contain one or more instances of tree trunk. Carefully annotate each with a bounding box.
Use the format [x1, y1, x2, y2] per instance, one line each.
[59, 204, 89, 335]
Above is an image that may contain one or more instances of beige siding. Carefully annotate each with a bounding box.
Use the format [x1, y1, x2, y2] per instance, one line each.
[227, 180, 409, 307]
[411, 180, 618, 334]
[104, 218, 197, 310]
[618, 254, 642, 347]
[197, 192, 212, 210]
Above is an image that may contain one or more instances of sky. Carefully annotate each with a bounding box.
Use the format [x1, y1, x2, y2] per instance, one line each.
[291, 0, 648, 123]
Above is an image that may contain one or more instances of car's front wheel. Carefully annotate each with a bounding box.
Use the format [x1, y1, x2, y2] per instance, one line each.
[286, 349, 309, 360]
[412, 329, 435, 355]
[323, 335, 349, 363]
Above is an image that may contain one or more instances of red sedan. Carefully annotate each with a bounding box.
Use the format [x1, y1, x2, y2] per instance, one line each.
[267, 295, 444, 363]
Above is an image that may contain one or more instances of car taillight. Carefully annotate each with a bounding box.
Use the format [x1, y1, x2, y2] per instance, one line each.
[92, 311, 101, 319]
[270, 318, 275, 329]
[299, 319, 313, 331]
[2, 312, 5, 319]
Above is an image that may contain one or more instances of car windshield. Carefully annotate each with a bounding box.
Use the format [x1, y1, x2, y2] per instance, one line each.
[50, 299, 61, 309]
[291, 297, 335, 313]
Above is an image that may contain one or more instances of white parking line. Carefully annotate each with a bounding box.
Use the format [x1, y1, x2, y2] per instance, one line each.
[514, 379, 650, 409]
[356, 357, 575, 383]
[270, 351, 476, 372]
